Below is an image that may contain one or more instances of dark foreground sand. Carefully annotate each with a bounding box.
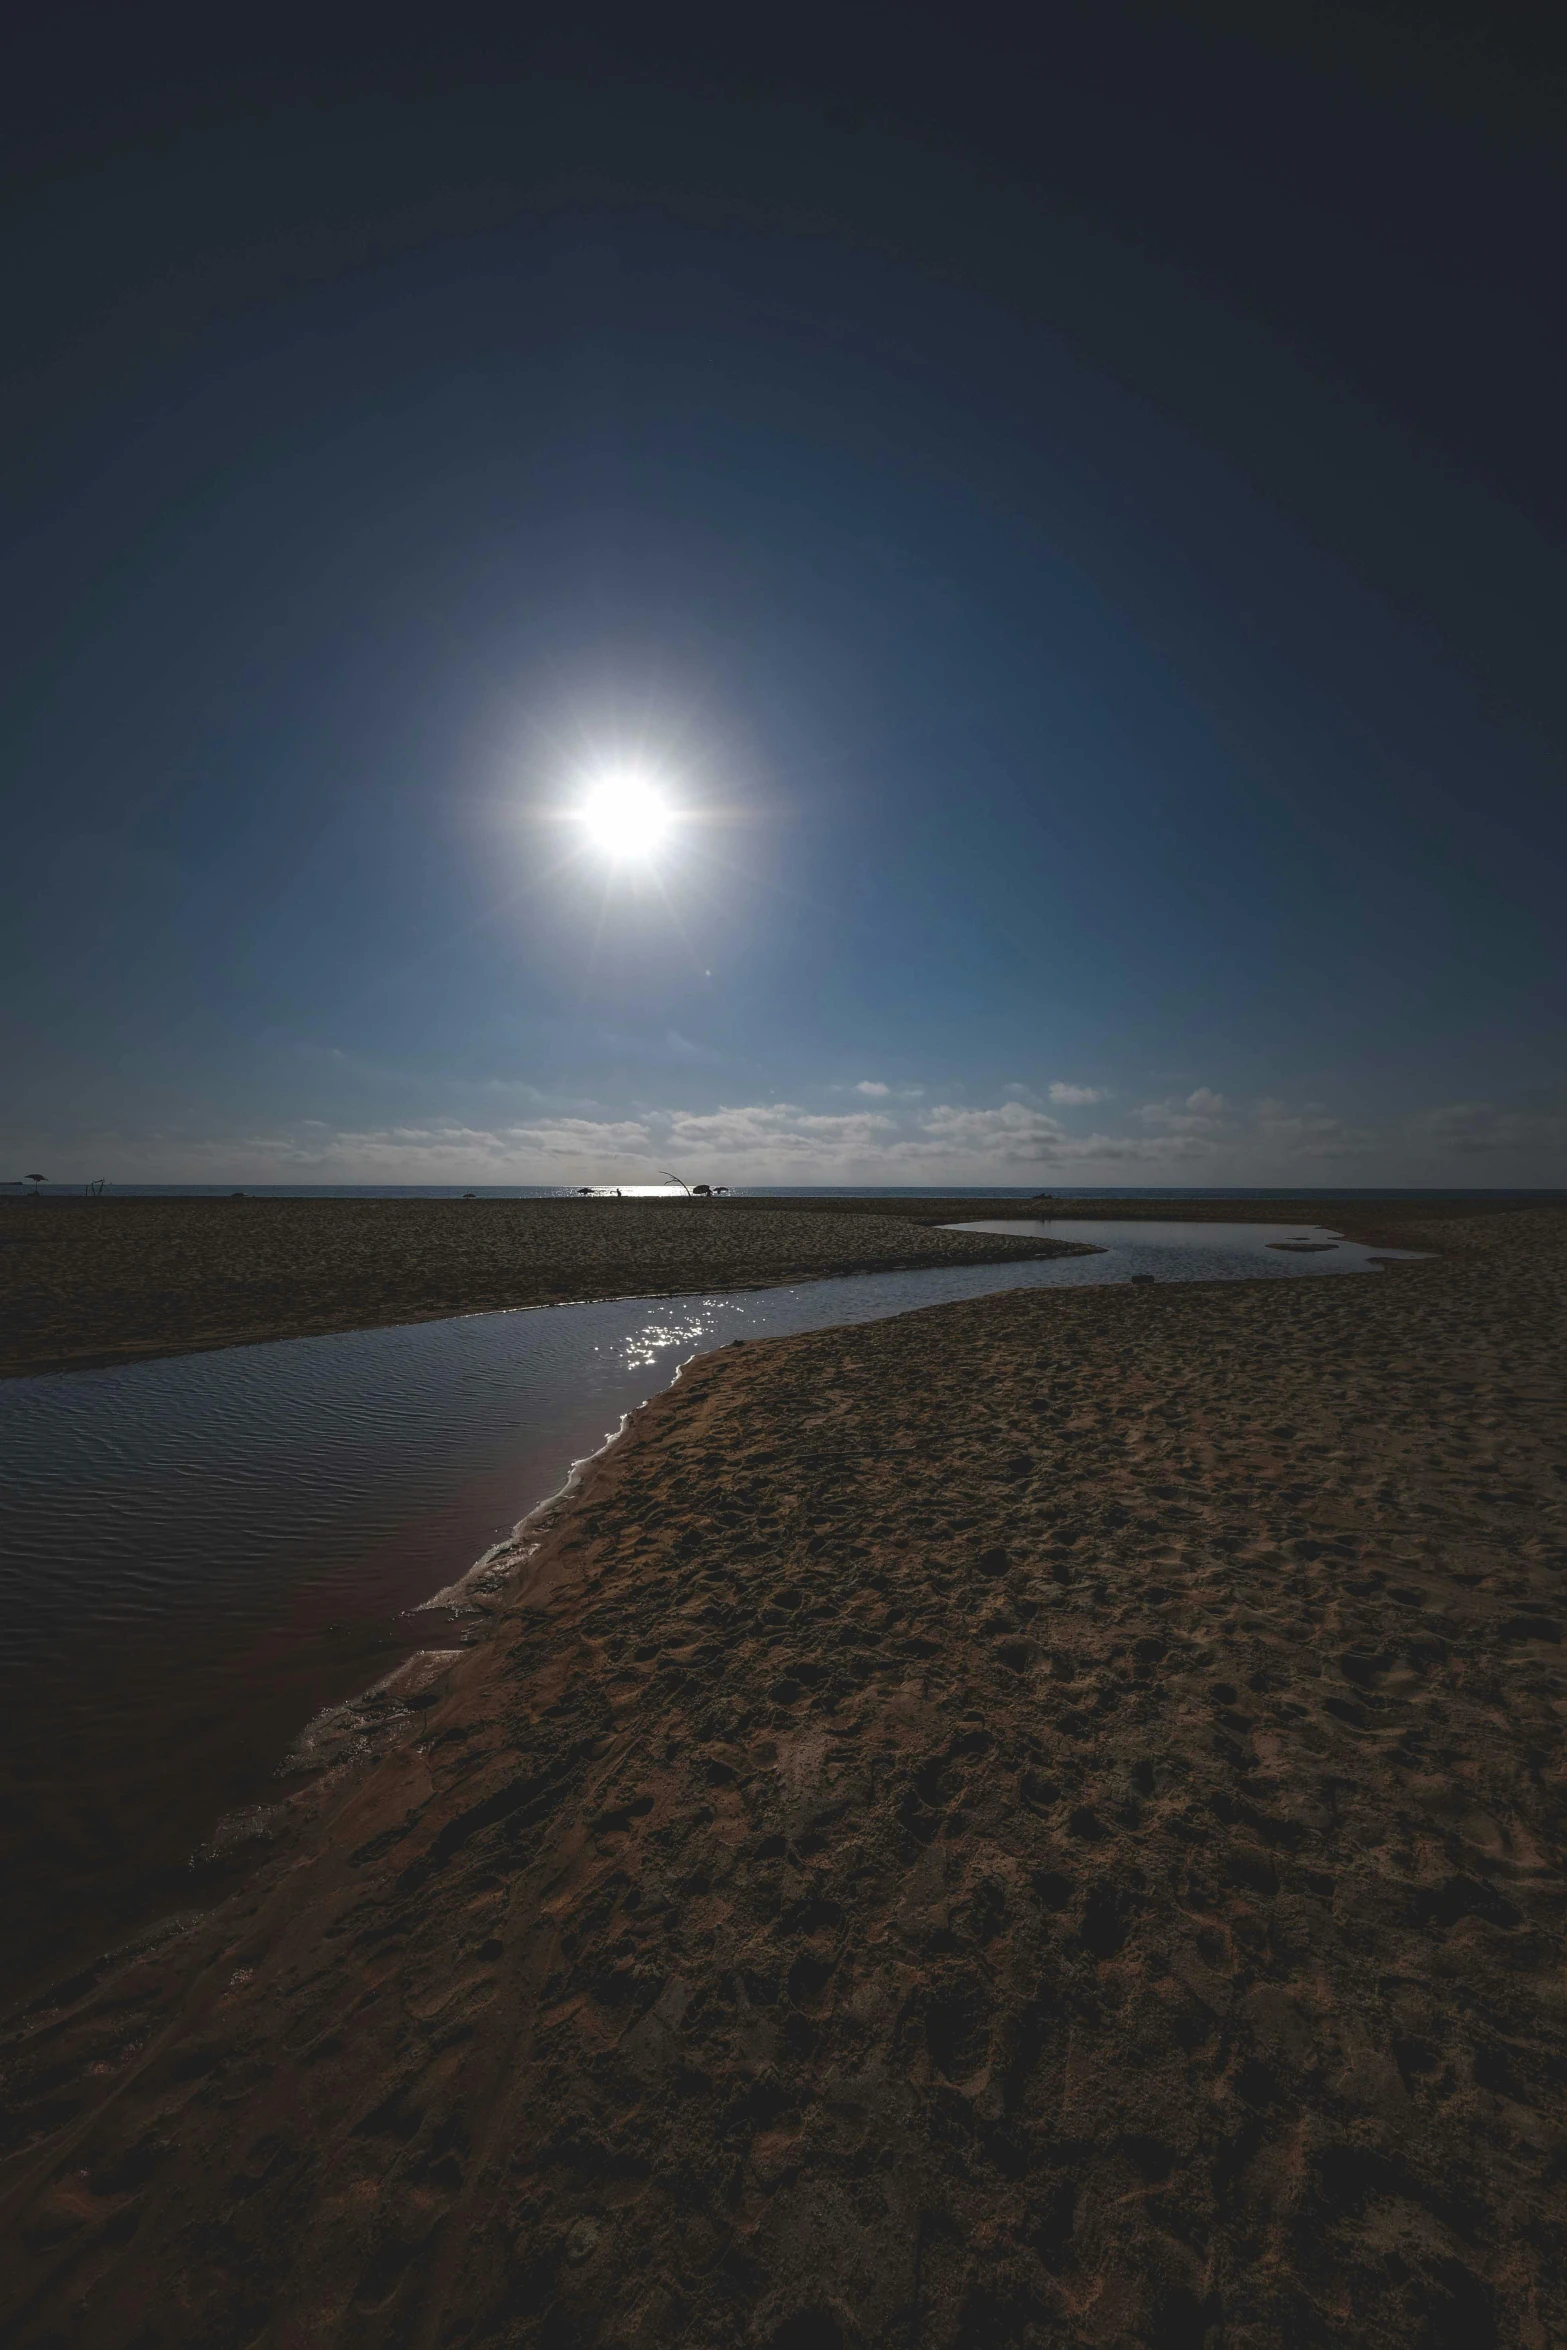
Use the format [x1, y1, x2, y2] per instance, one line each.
[3, 1206, 1565, 2346]
[0, 1197, 1082, 1379]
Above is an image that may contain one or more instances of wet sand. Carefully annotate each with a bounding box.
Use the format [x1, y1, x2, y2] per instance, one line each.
[0, 1196, 1084, 1379]
[3, 1204, 1565, 2346]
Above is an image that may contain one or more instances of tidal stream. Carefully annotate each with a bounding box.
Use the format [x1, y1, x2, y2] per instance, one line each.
[0, 1220, 1408, 1993]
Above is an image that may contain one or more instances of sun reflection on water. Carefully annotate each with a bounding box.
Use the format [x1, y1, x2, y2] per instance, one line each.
[623, 1311, 727, 1369]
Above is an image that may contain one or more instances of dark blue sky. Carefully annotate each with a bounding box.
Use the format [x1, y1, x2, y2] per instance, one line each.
[4, 4, 1563, 1186]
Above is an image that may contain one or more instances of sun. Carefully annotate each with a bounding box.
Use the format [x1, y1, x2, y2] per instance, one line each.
[574, 771, 674, 862]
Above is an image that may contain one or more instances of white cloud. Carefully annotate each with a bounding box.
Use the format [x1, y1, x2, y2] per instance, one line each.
[49, 1081, 1562, 1187]
[1138, 1087, 1229, 1134]
[1047, 1082, 1109, 1106]
[1256, 1102, 1374, 1159]
[102, 1119, 661, 1184]
[1422, 1103, 1567, 1156]
[97, 1096, 1227, 1184]
[916, 1102, 1221, 1166]
[321, 1118, 658, 1171]
[918, 1101, 1065, 1154]
[663, 1103, 898, 1159]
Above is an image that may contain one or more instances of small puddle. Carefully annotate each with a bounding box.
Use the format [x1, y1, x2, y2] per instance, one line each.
[0, 1219, 1413, 1995]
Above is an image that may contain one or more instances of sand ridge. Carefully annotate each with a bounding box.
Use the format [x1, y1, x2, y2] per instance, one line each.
[2, 1206, 1565, 2346]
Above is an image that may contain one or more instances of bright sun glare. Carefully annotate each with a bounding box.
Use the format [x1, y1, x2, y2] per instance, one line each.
[575, 772, 674, 862]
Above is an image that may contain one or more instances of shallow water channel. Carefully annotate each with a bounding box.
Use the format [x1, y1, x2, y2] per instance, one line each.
[0, 1220, 1403, 1991]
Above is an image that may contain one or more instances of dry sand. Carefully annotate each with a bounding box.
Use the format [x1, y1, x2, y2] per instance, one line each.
[0, 1196, 1081, 1379]
[3, 1204, 1565, 2347]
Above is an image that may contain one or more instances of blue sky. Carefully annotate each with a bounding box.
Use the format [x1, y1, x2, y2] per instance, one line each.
[3, 13, 1563, 1187]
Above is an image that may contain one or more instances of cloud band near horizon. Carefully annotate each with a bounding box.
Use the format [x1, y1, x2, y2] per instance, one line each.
[13, 1091, 1561, 1187]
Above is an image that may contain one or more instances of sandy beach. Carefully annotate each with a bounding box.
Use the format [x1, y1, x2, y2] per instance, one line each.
[0, 1196, 1086, 1379]
[3, 1200, 1564, 2345]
